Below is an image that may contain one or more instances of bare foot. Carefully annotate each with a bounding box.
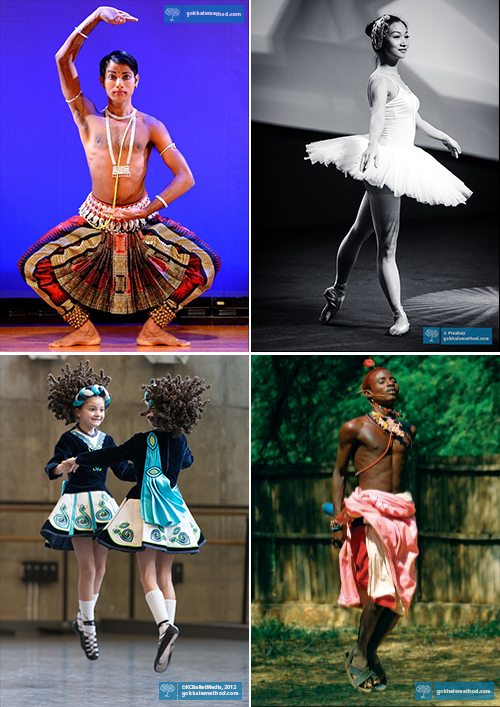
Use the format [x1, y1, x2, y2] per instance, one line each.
[367, 650, 383, 686]
[49, 321, 101, 348]
[136, 317, 191, 347]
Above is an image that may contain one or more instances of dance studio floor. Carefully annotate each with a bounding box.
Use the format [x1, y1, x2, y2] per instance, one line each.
[251, 215, 498, 352]
[0, 324, 249, 352]
[0, 632, 249, 707]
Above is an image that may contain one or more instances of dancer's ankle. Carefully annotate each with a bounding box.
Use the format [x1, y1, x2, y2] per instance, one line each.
[392, 307, 407, 319]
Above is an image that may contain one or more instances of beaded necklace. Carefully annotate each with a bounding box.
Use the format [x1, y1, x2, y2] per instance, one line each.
[105, 108, 137, 178]
[355, 407, 412, 476]
[367, 410, 412, 445]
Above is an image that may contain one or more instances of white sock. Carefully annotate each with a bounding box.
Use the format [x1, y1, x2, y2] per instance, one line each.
[165, 599, 177, 626]
[93, 593, 99, 607]
[79, 600, 95, 635]
[145, 590, 169, 636]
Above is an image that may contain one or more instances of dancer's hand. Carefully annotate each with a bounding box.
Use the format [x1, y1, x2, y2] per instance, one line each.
[99, 7, 138, 24]
[360, 145, 379, 172]
[101, 206, 149, 220]
[60, 458, 78, 474]
[442, 136, 461, 159]
[331, 530, 344, 548]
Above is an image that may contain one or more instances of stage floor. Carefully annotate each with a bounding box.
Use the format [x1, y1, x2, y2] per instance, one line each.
[0, 324, 249, 352]
[251, 216, 499, 352]
[0, 632, 249, 707]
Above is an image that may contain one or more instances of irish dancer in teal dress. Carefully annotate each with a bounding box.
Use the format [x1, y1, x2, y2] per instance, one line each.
[41, 361, 136, 661]
[69, 374, 210, 672]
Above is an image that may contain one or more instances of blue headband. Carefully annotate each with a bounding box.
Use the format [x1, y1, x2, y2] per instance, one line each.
[73, 385, 111, 408]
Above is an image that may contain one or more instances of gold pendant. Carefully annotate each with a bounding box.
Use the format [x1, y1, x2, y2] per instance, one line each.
[112, 165, 131, 178]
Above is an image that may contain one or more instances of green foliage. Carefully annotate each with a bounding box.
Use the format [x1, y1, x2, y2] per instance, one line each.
[446, 619, 500, 638]
[252, 618, 342, 656]
[252, 355, 500, 466]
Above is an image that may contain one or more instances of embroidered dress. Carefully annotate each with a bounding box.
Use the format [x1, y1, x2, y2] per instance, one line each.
[41, 428, 135, 551]
[18, 193, 221, 318]
[76, 430, 205, 554]
[305, 74, 472, 207]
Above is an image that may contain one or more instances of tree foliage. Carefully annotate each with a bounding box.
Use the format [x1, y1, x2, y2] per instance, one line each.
[252, 355, 500, 466]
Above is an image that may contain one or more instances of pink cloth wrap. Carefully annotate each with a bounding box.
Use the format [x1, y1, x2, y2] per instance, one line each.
[335, 487, 419, 615]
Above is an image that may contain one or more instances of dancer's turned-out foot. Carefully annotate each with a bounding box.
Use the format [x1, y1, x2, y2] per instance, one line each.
[49, 320, 101, 348]
[136, 317, 191, 347]
[319, 285, 346, 324]
[389, 309, 410, 336]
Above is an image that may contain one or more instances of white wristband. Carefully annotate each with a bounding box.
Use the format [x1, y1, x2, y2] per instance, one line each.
[155, 195, 168, 209]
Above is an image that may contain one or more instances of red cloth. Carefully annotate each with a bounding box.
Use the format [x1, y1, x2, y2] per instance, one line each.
[350, 524, 396, 609]
[336, 488, 418, 615]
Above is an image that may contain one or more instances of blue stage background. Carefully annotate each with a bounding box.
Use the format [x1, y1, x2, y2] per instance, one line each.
[0, 0, 248, 298]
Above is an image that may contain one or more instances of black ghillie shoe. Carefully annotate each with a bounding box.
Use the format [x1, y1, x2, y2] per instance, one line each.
[319, 286, 346, 324]
[72, 618, 85, 652]
[81, 620, 99, 660]
[154, 622, 179, 673]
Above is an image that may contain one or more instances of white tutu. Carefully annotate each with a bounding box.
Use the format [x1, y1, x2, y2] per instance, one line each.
[305, 74, 472, 207]
[305, 135, 472, 207]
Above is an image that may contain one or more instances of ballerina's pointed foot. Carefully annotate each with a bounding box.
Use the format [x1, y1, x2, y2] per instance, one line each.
[319, 286, 346, 324]
[389, 310, 410, 336]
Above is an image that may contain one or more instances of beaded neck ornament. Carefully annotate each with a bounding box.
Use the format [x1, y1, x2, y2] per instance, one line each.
[366, 409, 412, 447]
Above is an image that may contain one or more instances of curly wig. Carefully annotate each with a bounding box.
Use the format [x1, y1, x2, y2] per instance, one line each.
[140, 374, 210, 436]
[47, 360, 111, 425]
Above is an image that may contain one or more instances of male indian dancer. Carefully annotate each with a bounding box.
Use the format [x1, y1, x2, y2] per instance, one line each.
[18, 6, 220, 348]
[331, 359, 418, 693]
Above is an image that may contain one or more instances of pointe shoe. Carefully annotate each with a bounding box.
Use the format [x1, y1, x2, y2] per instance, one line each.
[319, 286, 346, 324]
[389, 310, 410, 336]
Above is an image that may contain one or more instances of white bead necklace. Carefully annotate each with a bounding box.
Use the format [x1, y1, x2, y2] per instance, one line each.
[105, 106, 135, 120]
[105, 108, 137, 178]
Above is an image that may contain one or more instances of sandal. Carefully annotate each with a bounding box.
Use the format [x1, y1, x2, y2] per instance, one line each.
[344, 647, 374, 693]
[369, 660, 388, 691]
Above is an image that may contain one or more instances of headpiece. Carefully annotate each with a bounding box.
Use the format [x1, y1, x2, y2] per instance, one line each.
[370, 14, 391, 51]
[361, 357, 386, 392]
[47, 360, 111, 425]
[73, 385, 111, 408]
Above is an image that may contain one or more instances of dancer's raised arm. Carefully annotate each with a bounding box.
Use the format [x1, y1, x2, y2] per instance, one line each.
[55, 6, 138, 116]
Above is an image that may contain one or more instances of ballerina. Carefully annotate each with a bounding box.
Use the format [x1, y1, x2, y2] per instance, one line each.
[305, 14, 472, 336]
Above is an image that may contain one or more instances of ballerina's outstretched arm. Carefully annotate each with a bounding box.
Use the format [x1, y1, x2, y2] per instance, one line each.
[416, 113, 461, 158]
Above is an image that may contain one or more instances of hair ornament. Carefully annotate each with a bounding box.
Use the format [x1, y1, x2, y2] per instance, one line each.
[371, 14, 391, 50]
[363, 358, 376, 369]
[73, 385, 111, 408]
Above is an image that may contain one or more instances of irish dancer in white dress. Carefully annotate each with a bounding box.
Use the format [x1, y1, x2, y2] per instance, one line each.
[41, 361, 135, 660]
[306, 14, 472, 336]
[69, 374, 209, 672]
